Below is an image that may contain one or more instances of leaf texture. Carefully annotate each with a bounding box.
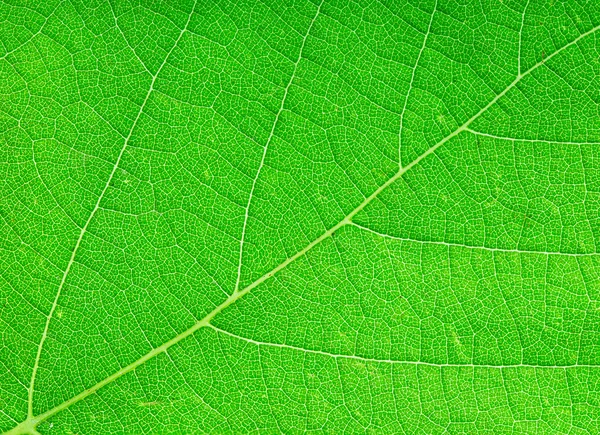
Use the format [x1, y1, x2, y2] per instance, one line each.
[1, 0, 600, 433]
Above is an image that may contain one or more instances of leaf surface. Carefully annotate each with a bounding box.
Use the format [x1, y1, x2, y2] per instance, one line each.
[2, 0, 600, 433]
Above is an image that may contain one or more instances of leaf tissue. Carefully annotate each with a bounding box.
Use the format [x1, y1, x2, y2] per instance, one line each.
[2, 0, 600, 433]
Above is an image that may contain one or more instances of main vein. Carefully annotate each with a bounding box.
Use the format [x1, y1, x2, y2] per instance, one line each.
[26, 0, 198, 420]
[234, 0, 324, 293]
[10, 17, 600, 435]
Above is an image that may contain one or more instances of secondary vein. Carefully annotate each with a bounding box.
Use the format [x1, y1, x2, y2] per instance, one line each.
[25, 0, 199, 421]
[350, 222, 600, 257]
[233, 0, 324, 294]
[398, 0, 437, 168]
[208, 324, 600, 369]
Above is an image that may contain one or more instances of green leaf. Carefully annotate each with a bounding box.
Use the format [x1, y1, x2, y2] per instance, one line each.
[2, 0, 600, 433]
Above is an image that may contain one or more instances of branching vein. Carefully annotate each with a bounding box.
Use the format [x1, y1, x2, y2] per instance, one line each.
[398, 0, 437, 168]
[209, 325, 600, 370]
[24, 0, 198, 424]
[233, 0, 324, 294]
[350, 222, 600, 257]
[467, 128, 600, 145]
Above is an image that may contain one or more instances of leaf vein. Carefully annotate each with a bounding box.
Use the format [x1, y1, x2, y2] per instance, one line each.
[209, 325, 600, 370]
[233, 0, 324, 293]
[399, 0, 437, 167]
[24, 0, 199, 421]
[350, 222, 600, 257]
